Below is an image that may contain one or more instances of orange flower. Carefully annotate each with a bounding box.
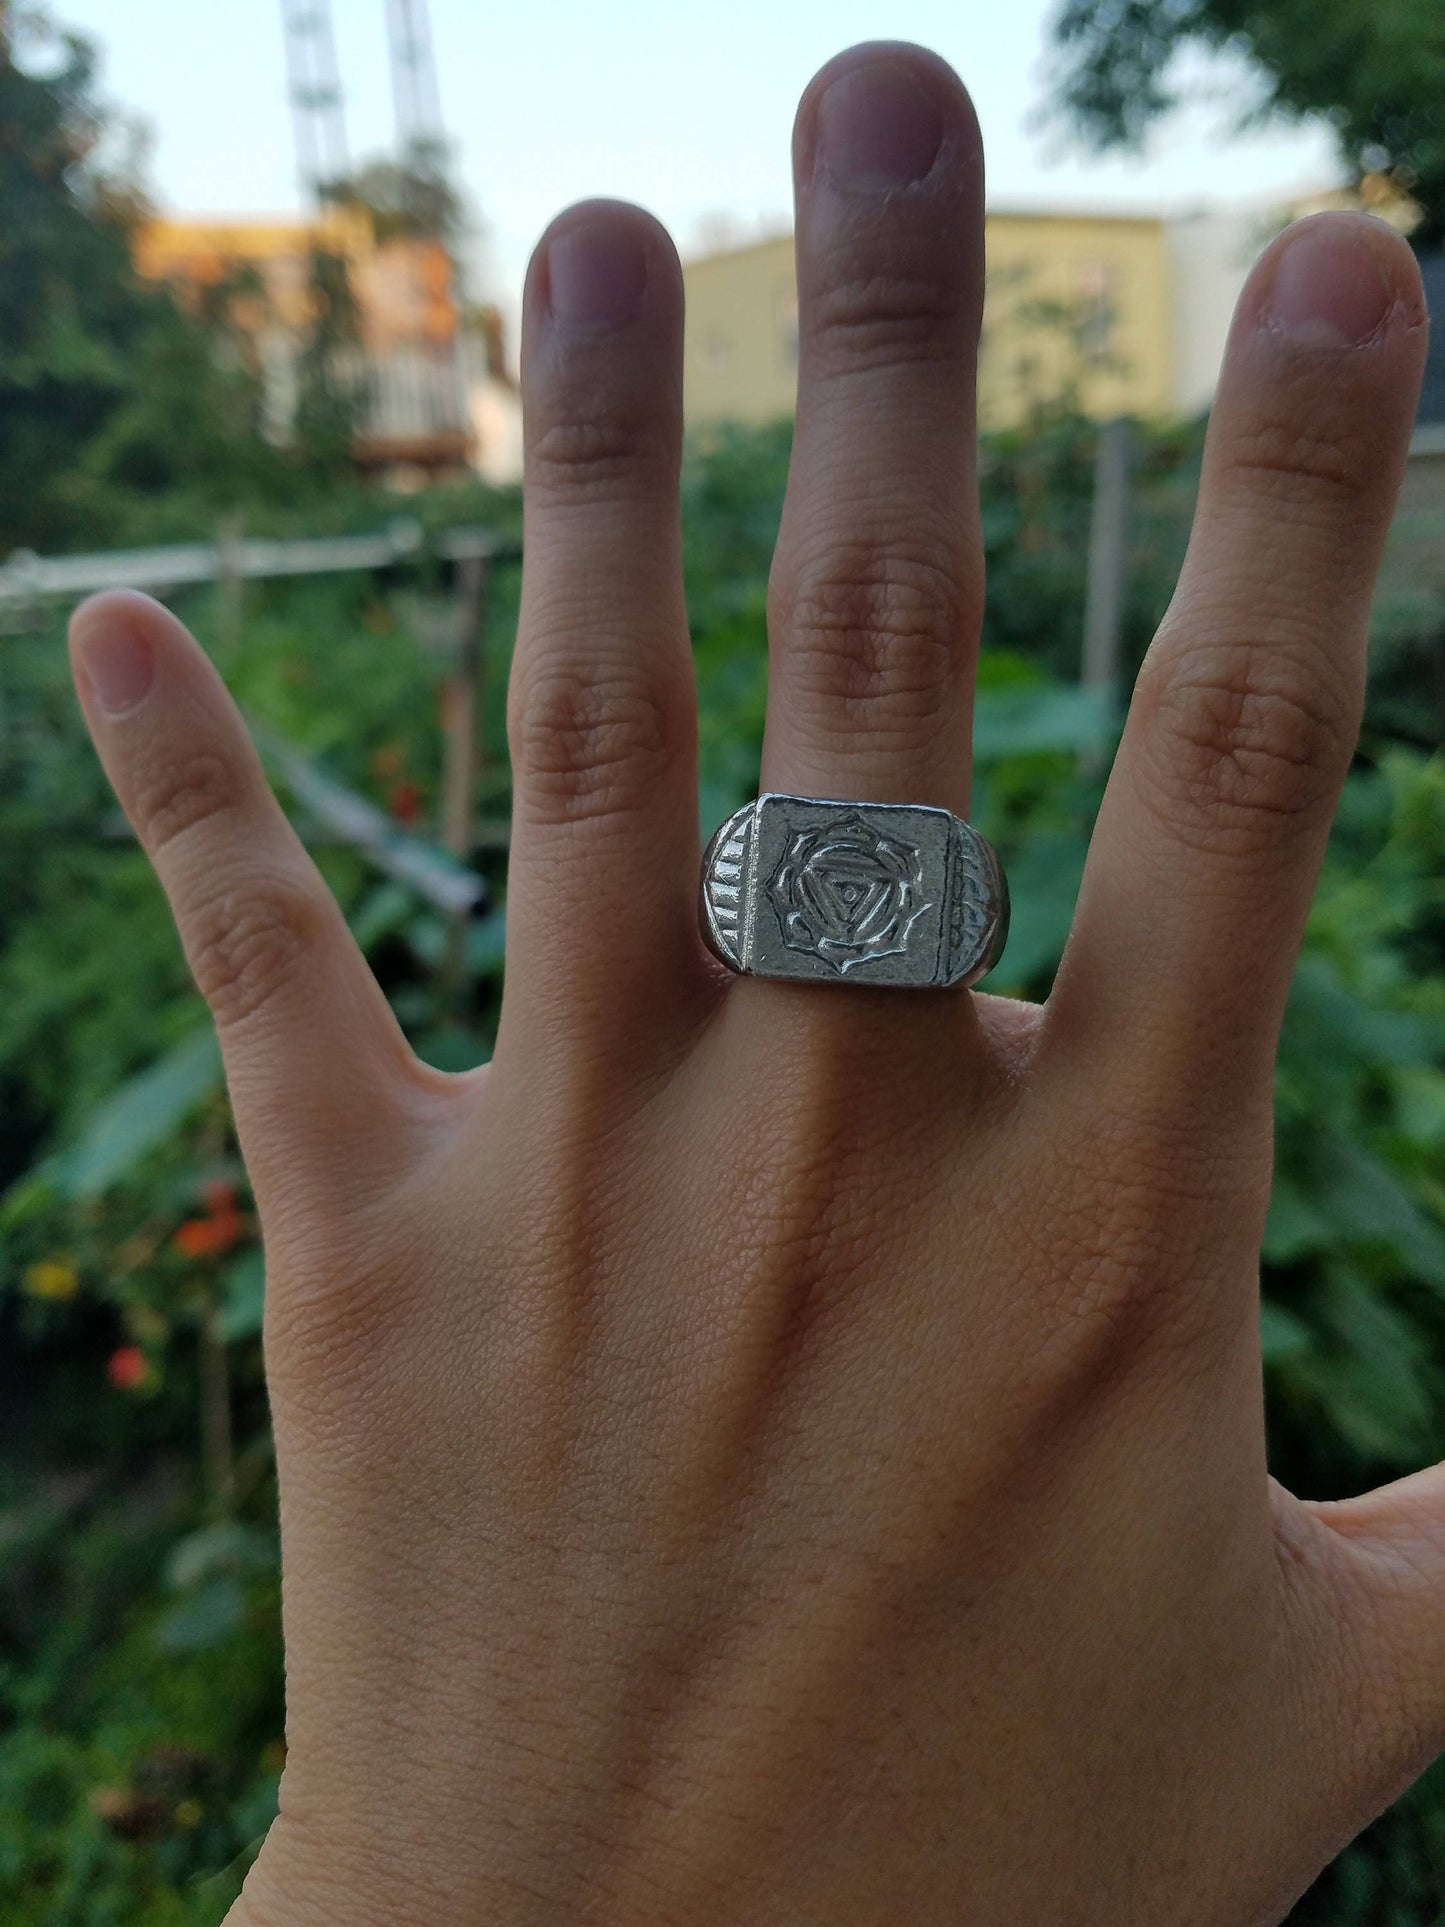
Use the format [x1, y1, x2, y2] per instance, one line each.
[24, 1259, 78, 1301]
[107, 1346, 149, 1391]
[173, 1209, 243, 1259]
[173, 1218, 221, 1259]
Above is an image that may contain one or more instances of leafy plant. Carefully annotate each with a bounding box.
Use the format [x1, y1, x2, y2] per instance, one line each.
[1047, 0, 1445, 245]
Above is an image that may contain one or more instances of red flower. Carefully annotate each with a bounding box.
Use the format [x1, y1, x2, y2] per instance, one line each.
[208, 1209, 243, 1254]
[387, 779, 422, 827]
[108, 1346, 149, 1391]
[198, 1179, 236, 1216]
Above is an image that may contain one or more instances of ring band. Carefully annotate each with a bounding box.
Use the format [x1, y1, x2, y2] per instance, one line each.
[700, 793, 1008, 990]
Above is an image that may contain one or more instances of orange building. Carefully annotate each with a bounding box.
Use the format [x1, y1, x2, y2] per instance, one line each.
[134, 209, 474, 474]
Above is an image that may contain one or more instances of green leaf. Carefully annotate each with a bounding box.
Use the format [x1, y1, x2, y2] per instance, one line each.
[220, 1248, 266, 1342]
[1313, 1135, 1445, 1291]
[403, 909, 506, 979]
[973, 682, 1117, 760]
[988, 831, 1088, 988]
[1394, 1065, 1445, 1146]
[0, 1169, 55, 1235]
[51, 1026, 223, 1200]
[1286, 954, 1445, 1071]
[413, 1024, 489, 1072]
[152, 1573, 246, 1654]
[348, 880, 414, 952]
[165, 1521, 276, 1590]
[1259, 1299, 1313, 1364]
[1314, 1268, 1435, 1459]
[1262, 1177, 1331, 1264]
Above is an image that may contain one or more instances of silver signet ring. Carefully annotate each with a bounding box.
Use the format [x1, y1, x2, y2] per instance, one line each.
[700, 794, 1008, 990]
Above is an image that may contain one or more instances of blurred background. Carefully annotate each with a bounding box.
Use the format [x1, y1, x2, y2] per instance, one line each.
[1, 2, 1443, 1919]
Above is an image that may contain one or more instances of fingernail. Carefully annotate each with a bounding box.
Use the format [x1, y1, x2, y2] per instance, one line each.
[817, 59, 944, 192]
[1261, 222, 1397, 349]
[73, 611, 154, 715]
[547, 219, 648, 330]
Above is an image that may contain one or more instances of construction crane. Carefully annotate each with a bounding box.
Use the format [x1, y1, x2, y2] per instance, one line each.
[280, 0, 349, 207]
[277, 0, 472, 477]
[375, 0, 472, 475]
[386, 0, 446, 177]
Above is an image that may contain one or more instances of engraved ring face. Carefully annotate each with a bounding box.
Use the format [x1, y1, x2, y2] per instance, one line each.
[700, 793, 1008, 991]
[767, 812, 929, 974]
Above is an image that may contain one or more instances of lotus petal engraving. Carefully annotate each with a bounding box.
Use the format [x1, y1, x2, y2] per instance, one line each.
[946, 821, 1006, 984]
[766, 811, 930, 973]
[700, 802, 755, 969]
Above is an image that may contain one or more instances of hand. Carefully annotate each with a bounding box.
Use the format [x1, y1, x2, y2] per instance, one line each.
[70, 42, 1438, 1927]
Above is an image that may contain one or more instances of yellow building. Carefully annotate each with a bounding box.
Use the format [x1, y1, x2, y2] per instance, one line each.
[683, 234, 801, 430]
[681, 211, 1175, 432]
[980, 211, 1172, 427]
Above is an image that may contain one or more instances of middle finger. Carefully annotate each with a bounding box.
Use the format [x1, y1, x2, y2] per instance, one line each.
[761, 42, 985, 817]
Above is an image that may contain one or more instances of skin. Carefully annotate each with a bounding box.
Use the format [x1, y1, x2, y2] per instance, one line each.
[68, 41, 1443, 1927]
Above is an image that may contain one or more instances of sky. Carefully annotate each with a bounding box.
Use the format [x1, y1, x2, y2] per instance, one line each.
[57, 0, 1342, 318]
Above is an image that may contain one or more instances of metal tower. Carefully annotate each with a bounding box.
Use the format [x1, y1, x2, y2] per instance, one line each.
[386, 0, 446, 179]
[281, 0, 350, 205]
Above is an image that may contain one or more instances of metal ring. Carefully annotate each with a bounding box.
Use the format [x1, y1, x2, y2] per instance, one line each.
[700, 793, 1008, 990]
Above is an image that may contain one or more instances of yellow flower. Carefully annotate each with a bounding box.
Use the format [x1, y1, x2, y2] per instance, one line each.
[24, 1260, 78, 1302]
[173, 1798, 203, 1830]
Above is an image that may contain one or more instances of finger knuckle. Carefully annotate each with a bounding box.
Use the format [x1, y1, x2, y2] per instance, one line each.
[1132, 631, 1353, 856]
[133, 748, 240, 856]
[508, 654, 687, 827]
[810, 265, 964, 374]
[774, 539, 965, 748]
[185, 870, 321, 1029]
[1222, 404, 1377, 514]
[527, 408, 673, 507]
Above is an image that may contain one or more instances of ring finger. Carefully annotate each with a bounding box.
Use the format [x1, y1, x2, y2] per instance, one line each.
[501, 201, 702, 1065]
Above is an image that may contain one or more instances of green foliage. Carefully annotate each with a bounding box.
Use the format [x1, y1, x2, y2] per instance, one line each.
[0, 9, 153, 550]
[328, 151, 467, 244]
[289, 251, 364, 481]
[1047, 0, 1445, 243]
[0, 12, 382, 556]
